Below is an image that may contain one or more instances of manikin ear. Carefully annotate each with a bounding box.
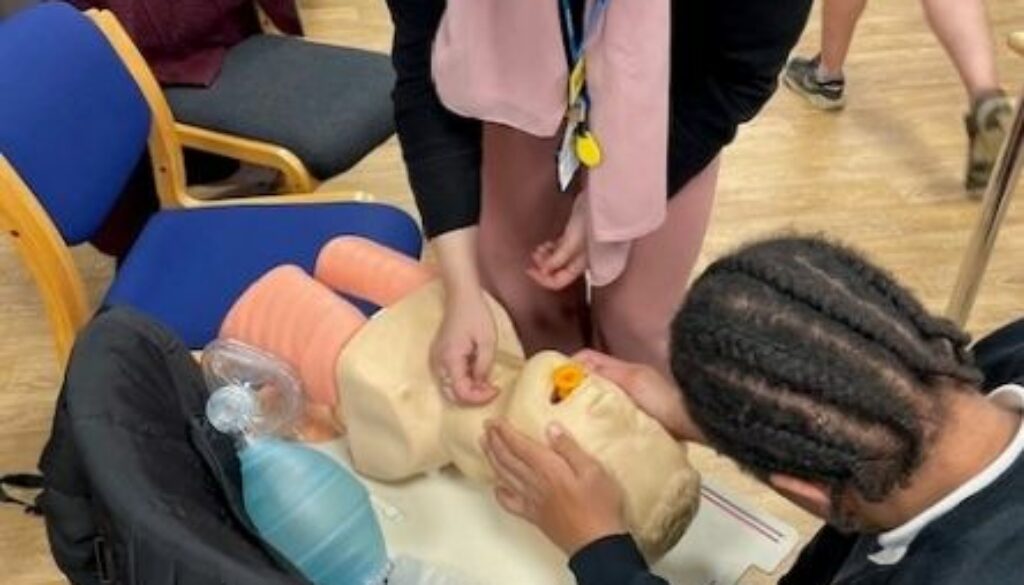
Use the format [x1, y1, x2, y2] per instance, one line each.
[768, 473, 834, 520]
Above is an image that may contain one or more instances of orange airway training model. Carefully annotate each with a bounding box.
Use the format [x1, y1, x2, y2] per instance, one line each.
[220, 236, 436, 428]
[314, 236, 436, 308]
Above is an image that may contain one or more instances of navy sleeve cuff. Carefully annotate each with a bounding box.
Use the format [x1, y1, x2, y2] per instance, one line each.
[569, 534, 654, 585]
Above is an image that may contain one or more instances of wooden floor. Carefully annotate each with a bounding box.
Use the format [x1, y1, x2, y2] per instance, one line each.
[2, 1, 1023, 583]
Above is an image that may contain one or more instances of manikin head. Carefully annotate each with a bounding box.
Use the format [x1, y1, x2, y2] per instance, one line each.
[339, 281, 700, 558]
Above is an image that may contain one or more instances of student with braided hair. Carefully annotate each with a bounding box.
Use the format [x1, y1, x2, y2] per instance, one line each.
[482, 235, 1024, 585]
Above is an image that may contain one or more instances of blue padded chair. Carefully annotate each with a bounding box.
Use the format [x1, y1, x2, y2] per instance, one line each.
[0, 3, 421, 363]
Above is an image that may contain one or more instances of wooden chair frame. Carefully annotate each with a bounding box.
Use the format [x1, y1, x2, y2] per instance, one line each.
[176, 123, 316, 192]
[0, 10, 372, 366]
[88, 10, 341, 207]
[0, 157, 90, 364]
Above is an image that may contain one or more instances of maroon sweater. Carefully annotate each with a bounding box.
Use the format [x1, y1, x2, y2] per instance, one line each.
[68, 0, 302, 86]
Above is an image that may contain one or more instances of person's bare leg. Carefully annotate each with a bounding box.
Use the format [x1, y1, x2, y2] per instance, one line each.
[920, 0, 1010, 193]
[476, 123, 589, 356]
[819, 0, 870, 79]
[784, 0, 867, 109]
[590, 158, 720, 378]
[920, 0, 1000, 101]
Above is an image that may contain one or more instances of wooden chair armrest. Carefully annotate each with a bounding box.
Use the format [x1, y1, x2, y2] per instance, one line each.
[176, 123, 317, 193]
[175, 189, 376, 209]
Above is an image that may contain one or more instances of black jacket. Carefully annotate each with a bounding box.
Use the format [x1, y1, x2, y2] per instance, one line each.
[779, 317, 1024, 585]
[570, 317, 1024, 585]
[384, 0, 813, 238]
[781, 449, 1024, 585]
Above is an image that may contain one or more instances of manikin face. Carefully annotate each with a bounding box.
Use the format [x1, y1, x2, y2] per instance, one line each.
[502, 351, 702, 559]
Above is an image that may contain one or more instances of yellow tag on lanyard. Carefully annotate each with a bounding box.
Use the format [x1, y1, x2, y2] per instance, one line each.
[575, 130, 603, 168]
[561, 0, 609, 173]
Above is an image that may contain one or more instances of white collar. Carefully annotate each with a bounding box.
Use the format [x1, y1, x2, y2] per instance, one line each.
[867, 384, 1024, 565]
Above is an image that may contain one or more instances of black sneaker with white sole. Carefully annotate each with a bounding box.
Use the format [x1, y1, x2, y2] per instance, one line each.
[783, 55, 846, 111]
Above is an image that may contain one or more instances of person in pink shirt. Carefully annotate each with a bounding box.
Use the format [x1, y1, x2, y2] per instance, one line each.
[385, 0, 812, 403]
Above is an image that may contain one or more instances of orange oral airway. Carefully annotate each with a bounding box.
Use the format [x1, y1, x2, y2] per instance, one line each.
[552, 364, 586, 402]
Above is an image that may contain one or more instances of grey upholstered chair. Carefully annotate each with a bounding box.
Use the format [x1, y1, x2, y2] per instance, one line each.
[166, 34, 396, 192]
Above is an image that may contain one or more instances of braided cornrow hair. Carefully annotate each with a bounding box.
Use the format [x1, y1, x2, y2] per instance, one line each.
[670, 236, 983, 502]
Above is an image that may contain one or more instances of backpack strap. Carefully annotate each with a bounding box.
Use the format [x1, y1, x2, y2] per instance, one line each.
[0, 473, 44, 515]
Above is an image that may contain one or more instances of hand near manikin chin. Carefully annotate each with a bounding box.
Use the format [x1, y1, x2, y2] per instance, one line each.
[475, 349, 701, 556]
[431, 198, 586, 407]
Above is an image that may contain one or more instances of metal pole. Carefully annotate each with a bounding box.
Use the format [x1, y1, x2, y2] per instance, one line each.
[946, 86, 1024, 326]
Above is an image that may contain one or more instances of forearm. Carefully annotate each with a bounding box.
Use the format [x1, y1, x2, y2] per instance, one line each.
[433, 227, 483, 298]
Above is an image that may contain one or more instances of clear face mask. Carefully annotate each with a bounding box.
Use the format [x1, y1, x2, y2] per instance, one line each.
[203, 339, 390, 585]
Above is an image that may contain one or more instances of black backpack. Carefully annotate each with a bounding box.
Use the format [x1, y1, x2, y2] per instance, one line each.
[3, 308, 310, 585]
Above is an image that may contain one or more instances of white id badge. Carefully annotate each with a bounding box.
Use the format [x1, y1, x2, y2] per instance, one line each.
[557, 123, 581, 192]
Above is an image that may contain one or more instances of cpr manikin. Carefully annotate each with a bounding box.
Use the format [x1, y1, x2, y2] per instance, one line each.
[220, 237, 700, 558]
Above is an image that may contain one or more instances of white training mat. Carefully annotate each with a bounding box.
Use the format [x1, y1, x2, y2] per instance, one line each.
[314, 441, 798, 585]
[654, 481, 799, 585]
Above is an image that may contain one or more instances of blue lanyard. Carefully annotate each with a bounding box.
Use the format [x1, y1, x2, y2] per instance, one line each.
[560, 0, 610, 63]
